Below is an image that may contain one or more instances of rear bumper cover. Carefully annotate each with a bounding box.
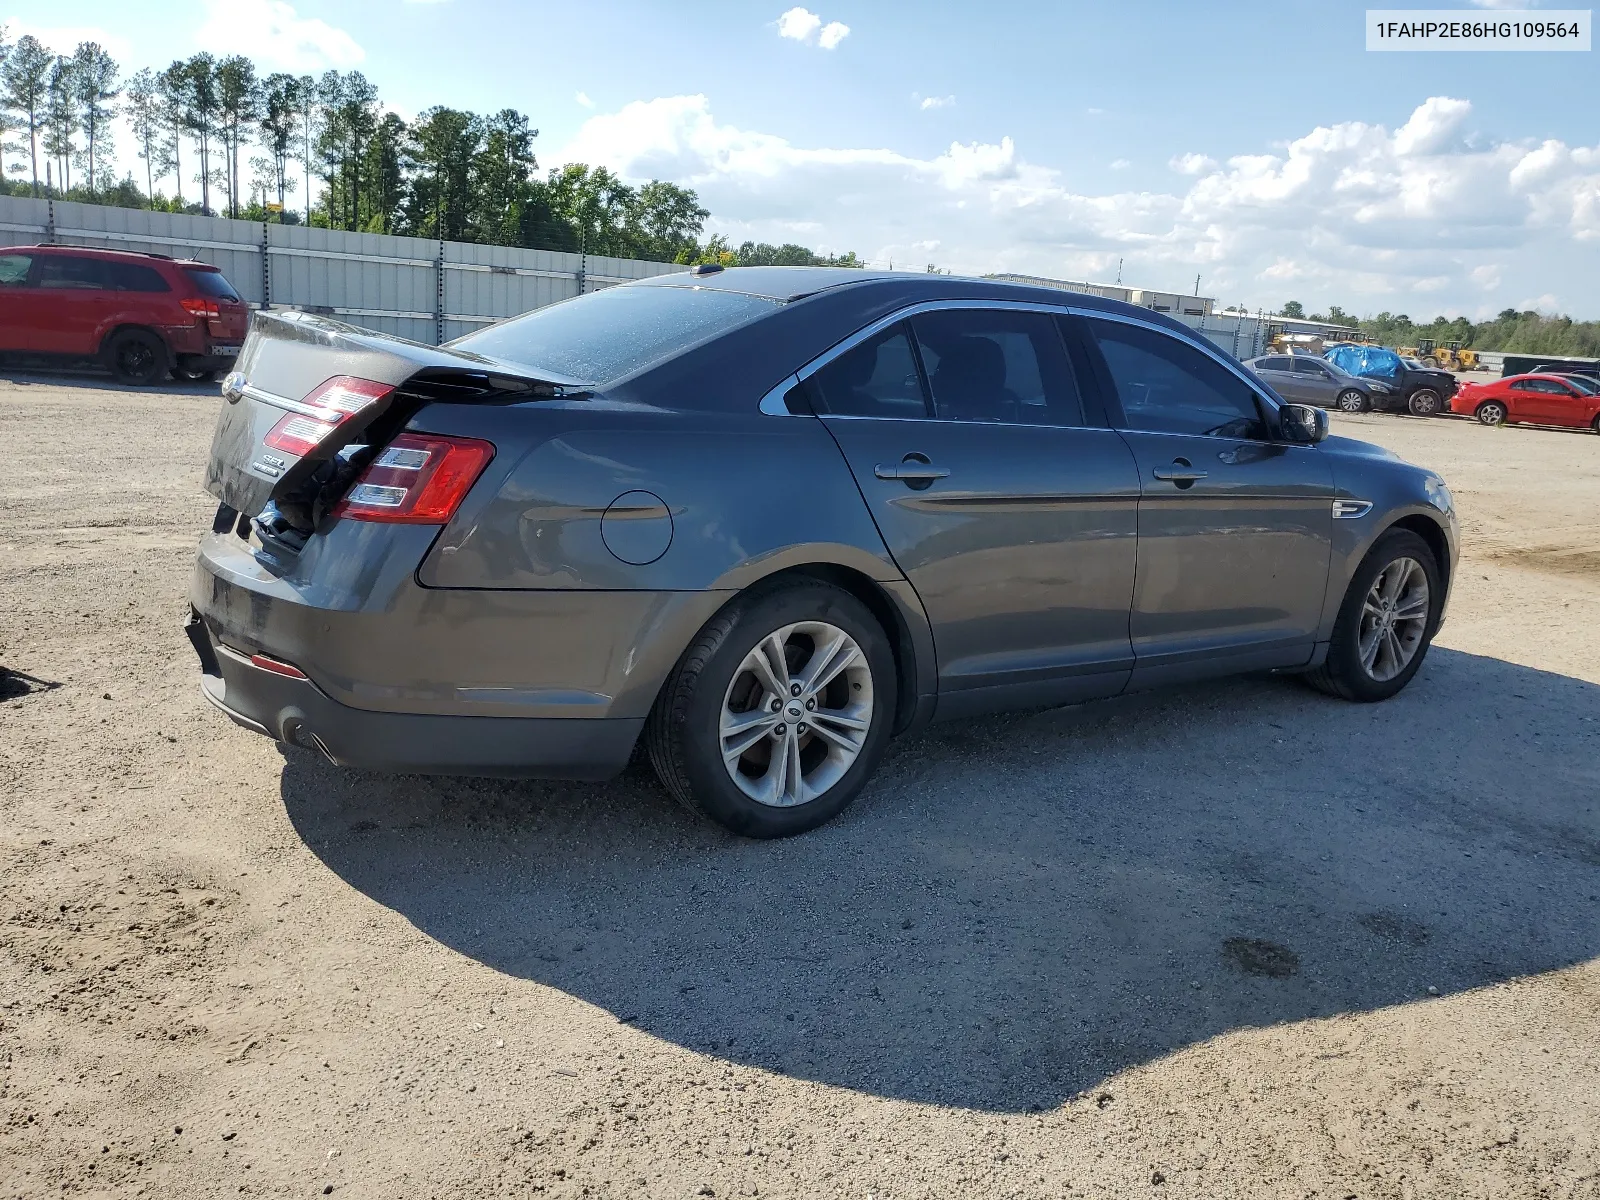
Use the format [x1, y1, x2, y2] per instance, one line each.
[188, 612, 642, 778]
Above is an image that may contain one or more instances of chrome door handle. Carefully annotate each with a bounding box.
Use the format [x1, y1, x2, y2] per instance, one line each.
[874, 462, 950, 482]
[1152, 467, 1208, 482]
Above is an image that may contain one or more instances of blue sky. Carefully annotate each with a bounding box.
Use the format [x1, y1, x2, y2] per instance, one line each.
[6, 0, 1597, 317]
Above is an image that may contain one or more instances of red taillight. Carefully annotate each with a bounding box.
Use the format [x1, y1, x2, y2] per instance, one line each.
[180, 296, 221, 320]
[262, 376, 394, 457]
[332, 433, 495, 524]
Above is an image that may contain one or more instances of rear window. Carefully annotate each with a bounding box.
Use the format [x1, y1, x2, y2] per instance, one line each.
[450, 283, 780, 386]
[184, 267, 241, 301]
[109, 262, 170, 292]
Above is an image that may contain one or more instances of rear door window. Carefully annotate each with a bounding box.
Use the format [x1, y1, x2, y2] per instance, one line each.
[1291, 358, 1329, 376]
[808, 324, 929, 419]
[1089, 318, 1268, 440]
[0, 254, 32, 286]
[910, 308, 1085, 426]
[37, 256, 115, 290]
[110, 262, 171, 292]
[183, 268, 240, 301]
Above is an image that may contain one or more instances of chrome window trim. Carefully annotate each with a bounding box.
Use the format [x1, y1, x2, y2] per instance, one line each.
[768, 297, 1283, 427]
[758, 373, 802, 416]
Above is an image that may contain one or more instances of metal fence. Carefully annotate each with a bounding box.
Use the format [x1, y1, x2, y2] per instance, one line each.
[1176, 311, 1271, 361]
[0, 195, 683, 344]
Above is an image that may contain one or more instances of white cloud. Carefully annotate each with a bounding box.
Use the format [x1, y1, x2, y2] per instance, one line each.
[576, 91, 595, 109]
[919, 95, 955, 111]
[3, 22, 133, 61]
[776, 8, 848, 48]
[776, 7, 822, 41]
[194, 0, 364, 72]
[1110, 158, 1131, 170]
[557, 94, 1600, 316]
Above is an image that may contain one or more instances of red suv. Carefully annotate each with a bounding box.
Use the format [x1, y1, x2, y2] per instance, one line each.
[0, 244, 249, 385]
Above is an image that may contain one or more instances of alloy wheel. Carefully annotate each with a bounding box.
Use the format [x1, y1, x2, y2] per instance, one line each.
[1358, 557, 1430, 683]
[1336, 390, 1366, 413]
[1477, 402, 1507, 426]
[719, 620, 874, 808]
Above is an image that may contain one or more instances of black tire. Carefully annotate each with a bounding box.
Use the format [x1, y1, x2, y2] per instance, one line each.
[645, 581, 897, 838]
[171, 366, 218, 383]
[1407, 389, 1442, 417]
[1591, 413, 1600, 434]
[1304, 528, 1442, 703]
[105, 329, 169, 386]
[1335, 389, 1370, 414]
[1475, 400, 1507, 427]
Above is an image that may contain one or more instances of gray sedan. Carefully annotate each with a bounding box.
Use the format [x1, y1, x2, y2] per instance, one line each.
[1246, 353, 1395, 412]
[189, 269, 1458, 837]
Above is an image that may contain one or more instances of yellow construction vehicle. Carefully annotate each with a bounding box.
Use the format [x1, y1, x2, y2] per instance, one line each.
[1403, 339, 1481, 371]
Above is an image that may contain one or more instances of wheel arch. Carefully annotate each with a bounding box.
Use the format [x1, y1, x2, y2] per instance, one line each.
[1386, 513, 1452, 599]
[98, 322, 171, 358]
[658, 561, 936, 739]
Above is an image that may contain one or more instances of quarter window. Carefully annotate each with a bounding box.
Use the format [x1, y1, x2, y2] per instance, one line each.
[911, 309, 1085, 426]
[0, 254, 31, 287]
[1090, 319, 1268, 440]
[110, 262, 171, 292]
[808, 324, 928, 419]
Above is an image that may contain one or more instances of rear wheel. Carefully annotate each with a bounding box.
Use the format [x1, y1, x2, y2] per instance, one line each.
[645, 581, 896, 838]
[1407, 388, 1442, 417]
[1591, 413, 1600, 434]
[105, 329, 168, 386]
[1304, 529, 1441, 703]
[1335, 389, 1369, 414]
[1475, 400, 1508, 427]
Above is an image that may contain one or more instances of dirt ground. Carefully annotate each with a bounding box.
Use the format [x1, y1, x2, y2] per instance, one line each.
[2, 370, 1597, 1200]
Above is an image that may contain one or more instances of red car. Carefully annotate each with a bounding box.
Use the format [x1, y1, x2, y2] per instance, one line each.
[0, 244, 249, 385]
[1451, 372, 1600, 432]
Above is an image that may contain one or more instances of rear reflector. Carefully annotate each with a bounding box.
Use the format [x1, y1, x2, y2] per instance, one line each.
[262, 376, 394, 457]
[249, 652, 308, 680]
[333, 433, 495, 524]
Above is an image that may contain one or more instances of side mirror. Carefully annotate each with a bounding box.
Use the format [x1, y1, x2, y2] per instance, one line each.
[1281, 402, 1329, 444]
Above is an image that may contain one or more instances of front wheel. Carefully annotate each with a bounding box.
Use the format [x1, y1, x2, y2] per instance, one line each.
[1475, 400, 1508, 427]
[645, 581, 897, 838]
[1407, 389, 1442, 417]
[1304, 529, 1441, 703]
[105, 329, 169, 386]
[1335, 389, 1369, 414]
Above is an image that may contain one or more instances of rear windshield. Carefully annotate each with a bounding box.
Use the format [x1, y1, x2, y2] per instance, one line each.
[184, 267, 241, 301]
[450, 283, 779, 386]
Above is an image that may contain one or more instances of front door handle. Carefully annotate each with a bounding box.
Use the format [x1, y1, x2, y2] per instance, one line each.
[1152, 458, 1207, 488]
[875, 459, 950, 483]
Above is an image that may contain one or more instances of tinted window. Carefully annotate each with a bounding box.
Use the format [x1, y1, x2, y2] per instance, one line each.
[183, 267, 240, 301]
[1291, 358, 1329, 376]
[1564, 375, 1599, 395]
[0, 254, 31, 286]
[911, 309, 1084, 426]
[452, 283, 778, 386]
[809, 324, 928, 419]
[37, 256, 114, 290]
[1509, 379, 1534, 391]
[1091, 319, 1268, 439]
[110, 262, 171, 292]
[1254, 357, 1291, 372]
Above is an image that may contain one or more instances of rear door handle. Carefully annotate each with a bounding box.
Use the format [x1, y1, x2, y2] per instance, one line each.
[874, 462, 950, 482]
[1152, 467, 1208, 482]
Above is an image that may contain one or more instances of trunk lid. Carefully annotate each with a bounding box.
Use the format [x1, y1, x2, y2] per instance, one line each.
[203, 309, 580, 519]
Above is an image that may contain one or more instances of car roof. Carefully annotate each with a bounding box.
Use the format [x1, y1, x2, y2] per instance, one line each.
[0, 243, 217, 269]
[627, 265, 1204, 335]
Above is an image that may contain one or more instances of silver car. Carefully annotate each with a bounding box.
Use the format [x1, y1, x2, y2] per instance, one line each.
[1246, 353, 1395, 413]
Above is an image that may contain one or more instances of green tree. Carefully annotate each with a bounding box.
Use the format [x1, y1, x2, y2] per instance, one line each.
[626, 180, 707, 261]
[43, 55, 77, 193]
[122, 67, 170, 206]
[155, 62, 190, 206]
[1, 35, 52, 195]
[215, 55, 259, 218]
[1281, 300, 1305, 318]
[175, 54, 220, 213]
[469, 108, 538, 244]
[69, 42, 119, 195]
[404, 106, 479, 240]
[257, 73, 302, 218]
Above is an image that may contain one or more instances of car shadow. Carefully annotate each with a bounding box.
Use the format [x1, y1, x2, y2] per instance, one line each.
[279, 647, 1600, 1113]
[0, 364, 219, 394]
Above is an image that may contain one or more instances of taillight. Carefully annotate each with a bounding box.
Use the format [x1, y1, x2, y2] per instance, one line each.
[180, 297, 221, 320]
[263, 376, 394, 457]
[333, 433, 494, 524]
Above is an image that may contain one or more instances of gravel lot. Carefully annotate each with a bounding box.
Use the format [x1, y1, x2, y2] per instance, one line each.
[2, 371, 1597, 1199]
